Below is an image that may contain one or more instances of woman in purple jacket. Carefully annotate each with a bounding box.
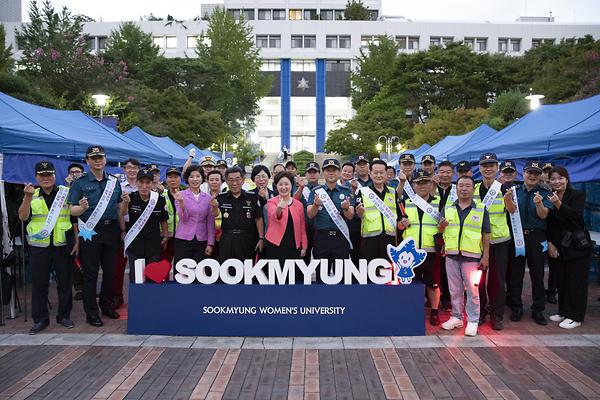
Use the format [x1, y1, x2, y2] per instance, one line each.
[173, 166, 215, 265]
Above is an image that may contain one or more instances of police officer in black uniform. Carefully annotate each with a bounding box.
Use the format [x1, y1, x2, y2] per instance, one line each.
[212, 166, 264, 262]
[68, 146, 123, 327]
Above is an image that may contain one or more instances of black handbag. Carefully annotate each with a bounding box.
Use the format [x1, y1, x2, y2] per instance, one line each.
[572, 229, 592, 249]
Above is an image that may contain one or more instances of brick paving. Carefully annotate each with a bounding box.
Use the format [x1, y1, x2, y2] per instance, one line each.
[0, 274, 599, 398]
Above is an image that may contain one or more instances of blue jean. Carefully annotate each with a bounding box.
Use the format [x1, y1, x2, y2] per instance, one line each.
[446, 256, 481, 323]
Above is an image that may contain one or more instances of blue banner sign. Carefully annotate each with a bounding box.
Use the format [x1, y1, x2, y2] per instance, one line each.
[127, 283, 425, 337]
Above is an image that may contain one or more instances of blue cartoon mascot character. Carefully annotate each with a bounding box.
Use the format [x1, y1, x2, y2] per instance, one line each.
[387, 237, 427, 284]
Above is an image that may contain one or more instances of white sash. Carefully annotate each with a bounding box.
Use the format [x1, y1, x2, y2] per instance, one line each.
[123, 191, 159, 256]
[480, 180, 502, 210]
[314, 187, 353, 249]
[302, 186, 310, 202]
[403, 180, 416, 200]
[353, 179, 363, 195]
[509, 186, 526, 257]
[449, 184, 458, 203]
[78, 175, 117, 241]
[30, 186, 69, 240]
[360, 186, 397, 229]
[411, 194, 441, 222]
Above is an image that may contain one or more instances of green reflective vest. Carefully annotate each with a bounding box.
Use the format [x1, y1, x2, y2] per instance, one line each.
[361, 186, 398, 237]
[404, 197, 440, 252]
[443, 203, 485, 258]
[474, 182, 510, 244]
[26, 186, 71, 247]
[162, 189, 179, 237]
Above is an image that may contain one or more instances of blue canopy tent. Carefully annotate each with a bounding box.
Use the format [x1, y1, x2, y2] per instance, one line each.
[446, 95, 600, 182]
[125, 126, 193, 166]
[184, 144, 221, 161]
[0, 92, 173, 183]
[425, 125, 497, 163]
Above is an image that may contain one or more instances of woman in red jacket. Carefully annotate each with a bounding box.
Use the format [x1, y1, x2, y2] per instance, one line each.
[265, 171, 308, 269]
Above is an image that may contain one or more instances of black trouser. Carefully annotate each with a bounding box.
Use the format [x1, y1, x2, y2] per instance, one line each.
[479, 240, 509, 319]
[360, 233, 395, 262]
[219, 231, 256, 262]
[349, 226, 361, 266]
[128, 246, 164, 283]
[313, 230, 350, 282]
[79, 221, 120, 317]
[174, 238, 207, 266]
[546, 255, 559, 296]
[556, 254, 591, 322]
[30, 245, 72, 323]
[303, 226, 314, 264]
[508, 230, 547, 312]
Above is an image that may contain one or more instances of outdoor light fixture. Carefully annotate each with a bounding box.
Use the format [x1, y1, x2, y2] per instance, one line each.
[376, 135, 400, 159]
[525, 89, 545, 110]
[92, 94, 110, 120]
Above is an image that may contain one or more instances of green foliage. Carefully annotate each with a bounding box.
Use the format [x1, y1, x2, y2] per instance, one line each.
[234, 136, 263, 168]
[351, 35, 399, 109]
[410, 107, 490, 147]
[195, 7, 270, 133]
[488, 90, 529, 130]
[0, 24, 14, 72]
[14, 0, 126, 107]
[325, 87, 410, 159]
[0, 72, 57, 106]
[292, 150, 314, 174]
[103, 22, 159, 76]
[344, 0, 370, 21]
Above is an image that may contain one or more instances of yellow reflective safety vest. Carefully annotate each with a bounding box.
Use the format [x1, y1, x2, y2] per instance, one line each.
[474, 182, 510, 244]
[443, 202, 485, 258]
[404, 197, 440, 252]
[361, 186, 398, 237]
[26, 186, 72, 247]
[162, 189, 179, 237]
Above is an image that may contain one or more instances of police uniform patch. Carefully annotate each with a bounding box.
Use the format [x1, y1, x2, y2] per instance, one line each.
[223, 212, 229, 219]
[471, 215, 481, 222]
[339, 194, 345, 200]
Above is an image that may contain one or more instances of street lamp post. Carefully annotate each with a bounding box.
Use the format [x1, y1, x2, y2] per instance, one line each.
[376, 135, 401, 160]
[91, 94, 110, 120]
[525, 88, 545, 110]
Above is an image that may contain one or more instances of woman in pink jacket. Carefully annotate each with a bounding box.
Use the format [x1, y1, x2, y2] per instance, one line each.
[173, 166, 215, 265]
[265, 171, 308, 267]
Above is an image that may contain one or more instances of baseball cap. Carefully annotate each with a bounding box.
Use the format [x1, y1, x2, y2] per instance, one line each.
[165, 167, 181, 176]
[86, 145, 105, 158]
[137, 168, 154, 181]
[413, 169, 432, 182]
[216, 159, 228, 167]
[148, 164, 160, 172]
[284, 160, 297, 169]
[456, 161, 471, 172]
[35, 161, 56, 175]
[524, 160, 543, 173]
[399, 153, 415, 163]
[322, 158, 341, 170]
[200, 156, 217, 166]
[421, 154, 435, 164]
[542, 162, 554, 171]
[305, 162, 320, 172]
[499, 160, 516, 172]
[479, 153, 499, 165]
[355, 155, 369, 164]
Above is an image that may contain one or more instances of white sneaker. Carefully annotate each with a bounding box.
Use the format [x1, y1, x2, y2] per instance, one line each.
[559, 319, 581, 329]
[465, 322, 478, 337]
[549, 314, 565, 322]
[441, 316, 463, 330]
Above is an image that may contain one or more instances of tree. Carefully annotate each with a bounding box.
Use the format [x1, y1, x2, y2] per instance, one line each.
[103, 22, 159, 76]
[351, 35, 399, 109]
[0, 72, 58, 106]
[325, 87, 410, 159]
[195, 7, 270, 133]
[15, 0, 126, 108]
[0, 24, 14, 72]
[487, 90, 529, 130]
[409, 107, 490, 147]
[344, 0, 370, 21]
[234, 136, 263, 168]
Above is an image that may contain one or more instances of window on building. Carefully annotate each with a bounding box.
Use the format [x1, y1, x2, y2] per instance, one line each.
[256, 35, 269, 48]
[463, 37, 474, 49]
[269, 35, 281, 48]
[532, 38, 555, 48]
[368, 10, 379, 20]
[320, 9, 334, 20]
[395, 36, 407, 49]
[476, 38, 487, 51]
[430, 37, 441, 47]
[258, 9, 271, 20]
[86, 37, 95, 50]
[153, 36, 165, 48]
[304, 9, 317, 20]
[261, 60, 281, 71]
[326, 60, 351, 72]
[498, 38, 508, 52]
[304, 35, 316, 48]
[326, 35, 338, 48]
[242, 9, 255, 20]
[511, 38, 521, 52]
[291, 60, 316, 71]
[228, 9, 241, 19]
[187, 35, 199, 48]
[334, 10, 345, 20]
[98, 36, 107, 50]
[165, 36, 177, 49]
[408, 36, 419, 50]
[272, 9, 286, 20]
[289, 9, 302, 20]
[339, 35, 351, 48]
[291, 35, 303, 48]
[442, 36, 454, 46]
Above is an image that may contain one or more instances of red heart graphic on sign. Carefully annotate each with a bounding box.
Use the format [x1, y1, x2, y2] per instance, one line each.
[144, 260, 172, 283]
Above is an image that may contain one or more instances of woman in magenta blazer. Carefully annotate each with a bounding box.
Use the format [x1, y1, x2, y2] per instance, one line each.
[265, 171, 308, 266]
[173, 165, 215, 265]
